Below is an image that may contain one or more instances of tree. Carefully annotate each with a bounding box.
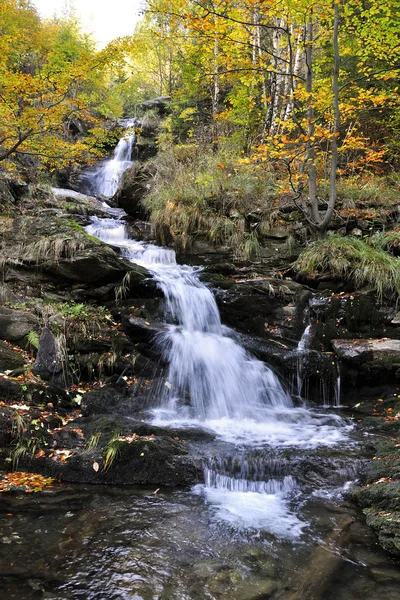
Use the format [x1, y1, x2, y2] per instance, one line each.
[0, 0, 124, 172]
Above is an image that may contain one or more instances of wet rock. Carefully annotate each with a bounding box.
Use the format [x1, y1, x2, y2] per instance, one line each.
[0, 341, 26, 371]
[81, 387, 130, 417]
[217, 277, 311, 340]
[121, 314, 165, 344]
[20, 435, 202, 487]
[0, 307, 39, 344]
[332, 338, 400, 384]
[114, 163, 153, 218]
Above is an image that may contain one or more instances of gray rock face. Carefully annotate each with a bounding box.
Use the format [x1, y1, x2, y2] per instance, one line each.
[32, 327, 63, 382]
[332, 338, 400, 364]
[0, 307, 39, 343]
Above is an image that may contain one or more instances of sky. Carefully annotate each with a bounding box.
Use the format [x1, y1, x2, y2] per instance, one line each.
[32, 0, 145, 47]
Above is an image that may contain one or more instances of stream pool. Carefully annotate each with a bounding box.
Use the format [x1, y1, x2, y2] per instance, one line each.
[1, 478, 399, 600]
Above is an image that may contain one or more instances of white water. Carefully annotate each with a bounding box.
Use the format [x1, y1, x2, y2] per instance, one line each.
[194, 471, 305, 537]
[297, 323, 313, 351]
[84, 134, 351, 538]
[86, 216, 350, 449]
[89, 119, 136, 197]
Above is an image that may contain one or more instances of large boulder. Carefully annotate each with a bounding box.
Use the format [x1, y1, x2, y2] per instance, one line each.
[0, 340, 26, 371]
[0, 307, 39, 344]
[32, 327, 64, 383]
[113, 164, 153, 218]
[2, 214, 154, 290]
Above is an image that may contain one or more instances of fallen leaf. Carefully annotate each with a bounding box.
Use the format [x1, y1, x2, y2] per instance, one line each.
[92, 461, 99, 472]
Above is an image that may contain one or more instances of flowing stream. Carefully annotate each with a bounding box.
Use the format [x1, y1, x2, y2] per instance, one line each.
[3, 133, 397, 600]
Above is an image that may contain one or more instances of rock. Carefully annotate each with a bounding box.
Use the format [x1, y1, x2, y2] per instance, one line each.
[113, 164, 152, 218]
[332, 338, 400, 371]
[2, 213, 153, 287]
[81, 387, 129, 417]
[32, 327, 63, 383]
[364, 510, 400, 556]
[0, 307, 39, 344]
[217, 277, 311, 340]
[392, 312, 400, 325]
[351, 227, 363, 237]
[19, 434, 202, 487]
[0, 341, 26, 372]
[51, 187, 99, 205]
[121, 314, 166, 344]
[142, 96, 171, 114]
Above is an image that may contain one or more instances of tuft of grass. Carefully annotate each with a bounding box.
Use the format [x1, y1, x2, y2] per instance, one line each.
[317, 177, 399, 209]
[295, 235, 400, 301]
[370, 230, 400, 255]
[85, 433, 102, 452]
[102, 434, 123, 471]
[11, 438, 38, 469]
[20, 236, 86, 264]
[11, 411, 26, 439]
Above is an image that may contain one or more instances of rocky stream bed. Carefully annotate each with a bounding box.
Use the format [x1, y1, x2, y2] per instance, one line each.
[0, 140, 400, 598]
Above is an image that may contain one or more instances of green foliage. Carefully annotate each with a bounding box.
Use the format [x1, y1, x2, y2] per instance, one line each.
[0, 0, 125, 172]
[26, 330, 39, 351]
[143, 143, 276, 254]
[295, 235, 400, 301]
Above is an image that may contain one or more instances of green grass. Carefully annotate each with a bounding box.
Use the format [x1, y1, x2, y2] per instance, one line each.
[295, 235, 400, 301]
[370, 230, 400, 254]
[142, 143, 277, 258]
[317, 177, 399, 209]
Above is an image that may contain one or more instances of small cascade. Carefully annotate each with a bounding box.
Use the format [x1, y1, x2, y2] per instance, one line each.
[297, 323, 313, 351]
[335, 361, 341, 407]
[89, 118, 136, 197]
[195, 460, 304, 536]
[295, 321, 314, 400]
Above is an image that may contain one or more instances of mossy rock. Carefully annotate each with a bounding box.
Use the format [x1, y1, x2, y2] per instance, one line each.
[356, 480, 400, 511]
[364, 510, 400, 556]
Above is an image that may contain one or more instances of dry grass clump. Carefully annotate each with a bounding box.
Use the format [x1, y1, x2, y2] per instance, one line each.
[295, 234, 400, 301]
[143, 143, 276, 258]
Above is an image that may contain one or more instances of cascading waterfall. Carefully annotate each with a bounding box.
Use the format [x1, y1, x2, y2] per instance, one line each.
[84, 132, 351, 536]
[89, 118, 136, 198]
[86, 215, 349, 449]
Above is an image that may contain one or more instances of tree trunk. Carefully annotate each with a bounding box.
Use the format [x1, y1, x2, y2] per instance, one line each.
[305, 16, 319, 229]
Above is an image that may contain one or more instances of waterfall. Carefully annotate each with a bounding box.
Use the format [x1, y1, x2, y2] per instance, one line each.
[89, 118, 136, 198]
[84, 128, 352, 535]
[86, 215, 349, 448]
[297, 323, 313, 351]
